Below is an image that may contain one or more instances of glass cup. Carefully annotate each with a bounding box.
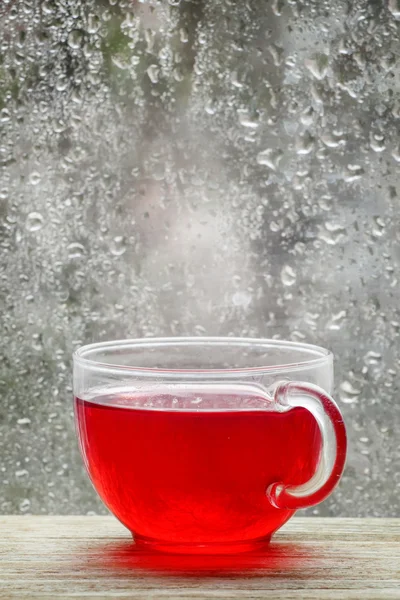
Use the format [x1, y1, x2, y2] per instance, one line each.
[73, 337, 347, 554]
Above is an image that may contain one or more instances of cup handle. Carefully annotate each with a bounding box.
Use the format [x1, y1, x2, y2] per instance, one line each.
[267, 381, 347, 510]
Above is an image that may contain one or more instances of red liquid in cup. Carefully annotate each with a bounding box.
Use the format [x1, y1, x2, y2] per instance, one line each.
[74, 387, 322, 552]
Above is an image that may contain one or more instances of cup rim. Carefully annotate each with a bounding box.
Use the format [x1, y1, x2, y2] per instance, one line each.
[73, 337, 332, 377]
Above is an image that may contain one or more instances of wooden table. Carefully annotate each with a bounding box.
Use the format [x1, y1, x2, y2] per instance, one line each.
[1, 517, 399, 599]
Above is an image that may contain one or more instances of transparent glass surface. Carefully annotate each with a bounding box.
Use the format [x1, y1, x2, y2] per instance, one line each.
[73, 338, 345, 551]
[0, 1, 399, 517]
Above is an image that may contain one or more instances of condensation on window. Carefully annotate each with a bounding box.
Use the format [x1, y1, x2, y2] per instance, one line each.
[0, 0, 399, 517]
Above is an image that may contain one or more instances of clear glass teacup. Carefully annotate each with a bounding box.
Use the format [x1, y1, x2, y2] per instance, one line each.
[73, 337, 347, 554]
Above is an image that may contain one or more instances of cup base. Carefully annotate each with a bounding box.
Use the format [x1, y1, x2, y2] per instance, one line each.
[133, 533, 272, 555]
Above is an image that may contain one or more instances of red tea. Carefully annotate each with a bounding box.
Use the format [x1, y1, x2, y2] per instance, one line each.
[74, 386, 321, 552]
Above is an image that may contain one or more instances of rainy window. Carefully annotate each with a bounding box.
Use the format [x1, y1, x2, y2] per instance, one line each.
[1, 0, 399, 517]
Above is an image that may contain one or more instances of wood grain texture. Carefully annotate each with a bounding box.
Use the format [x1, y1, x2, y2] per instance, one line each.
[0, 517, 399, 599]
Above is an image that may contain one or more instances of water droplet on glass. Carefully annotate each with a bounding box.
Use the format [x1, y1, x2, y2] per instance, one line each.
[67, 242, 86, 259]
[87, 15, 100, 34]
[281, 265, 297, 286]
[318, 220, 346, 245]
[16, 469, 29, 478]
[68, 30, 83, 50]
[372, 216, 386, 238]
[268, 44, 284, 67]
[321, 132, 346, 148]
[296, 131, 314, 155]
[327, 310, 347, 331]
[112, 54, 130, 71]
[392, 146, 400, 163]
[110, 236, 127, 256]
[173, 67, 184, 82]
[19, 498, 31, 513]
[0, 108, 11, 123]
[147, 64, 159, 84]
[26, 212, 44, 232]
[257, 148, 283, 171]
[364, 351, 382, 365]
[338, 38, 353, 55]
[344, 164, 364, 182]
[232, 291, 252, 308]
[305, 54, 329, 80]
[230, 70, 243, 89]
[29, 171, 41, 186]
[271, 0, 284, 17]
[237, 109, 259, 129]
[340, 380, 361, 404]
[370, 133, 386, 153]
[179, 28, 189, 43]
[300, 106, 315, 127]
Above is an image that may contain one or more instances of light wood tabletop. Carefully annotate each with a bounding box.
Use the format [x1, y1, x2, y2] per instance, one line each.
[0, 516, 399, 599]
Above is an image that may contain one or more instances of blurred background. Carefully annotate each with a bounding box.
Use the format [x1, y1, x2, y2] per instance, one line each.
[0, 0, 399, 517]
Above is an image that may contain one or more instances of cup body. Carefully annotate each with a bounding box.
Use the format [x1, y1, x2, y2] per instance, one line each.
[73, 338, 344, 554]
